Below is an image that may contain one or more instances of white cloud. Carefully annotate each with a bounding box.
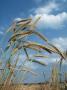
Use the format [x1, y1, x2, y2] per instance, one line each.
[43, 35, 67, 63]
[44, 37, 67, 64]
[51, 37, 67, 51]
[14, 18, 22, 22]
[35, 2, 59, 14]
[32, 12, 67, 29]
[30, 2, 67, 29]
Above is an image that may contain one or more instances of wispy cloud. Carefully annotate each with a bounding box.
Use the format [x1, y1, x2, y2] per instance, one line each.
[0, 26, 5, 35]
[0, 31, 4, 35]
[63, 0, 66, 2]
[35, 2, 59, 14]
[51, 37, 67, 51]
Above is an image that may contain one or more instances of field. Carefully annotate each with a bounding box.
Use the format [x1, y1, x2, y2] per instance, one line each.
[0, 83, 66, 90]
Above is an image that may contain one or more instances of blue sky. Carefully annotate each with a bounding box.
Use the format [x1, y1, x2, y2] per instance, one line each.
[0, 0, 67, 37]
[0, 0, 67, 83]
[0, 0, 67, 51]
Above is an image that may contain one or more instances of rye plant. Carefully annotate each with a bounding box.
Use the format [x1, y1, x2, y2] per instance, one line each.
[0, 17, 66, 87]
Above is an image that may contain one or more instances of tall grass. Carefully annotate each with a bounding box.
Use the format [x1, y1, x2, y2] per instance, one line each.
[0, 17, 66, 90]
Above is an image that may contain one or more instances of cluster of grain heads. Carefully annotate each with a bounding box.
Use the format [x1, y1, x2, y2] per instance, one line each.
[0, 17, 66, 88]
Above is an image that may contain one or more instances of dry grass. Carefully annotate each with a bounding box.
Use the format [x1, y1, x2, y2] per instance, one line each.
[0, 83, 66, 90]
[0, 17, 67, 90]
